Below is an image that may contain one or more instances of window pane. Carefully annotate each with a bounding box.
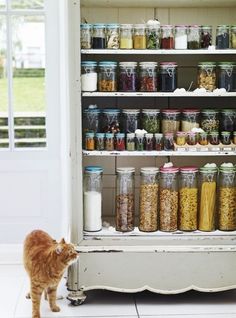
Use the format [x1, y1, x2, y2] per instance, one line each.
[12, 16, 46, 148]
[11, 0, 44, 10]
[0, 0, 5, 9]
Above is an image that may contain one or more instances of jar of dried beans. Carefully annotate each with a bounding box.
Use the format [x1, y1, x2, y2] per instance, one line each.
[161, 25, 174, 49]
[106, 24, 120, 49]
[159, 62, 178, 92]
[139, 62, 158, 92]
[119, 62, 138, 92]
[98, 61, 117, 92]
[133, 24, 146, 49]
[198, 62, 216, 92]
[200, 25, 212, 49]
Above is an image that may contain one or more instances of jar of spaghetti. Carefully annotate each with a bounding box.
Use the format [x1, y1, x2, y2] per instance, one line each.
[176, 131, 186, 146]
[139, 62, 158, 92]
[142, 109, 160, 133]
[95, 133, 105, 150]
[115, 133, 125, 151]
[198, 62, 216, 91]
[145, 133, 154, 151]
[80, 23, 92, 49]
[85, 132, 95, 150]
[187, 132, 197, 146]
[105, 133, 114, 151]
[221, 131, 231, 145]
[159, 62, 178, 92]
[161, 25, 174, 49]
[200, 25, 212, 48]
[122, 109, 140, 133]
[106, 24, 120, 49]
[92, 24, 106, 49]
[154, 133, 163, 151]
[181, 109, 200, 132]
[133, 24, 146, 49]
[98, 61, 117, 92]
[126, 133, 135, 151]
[119, 62, 138, 92]
[120, 24, 133, 49]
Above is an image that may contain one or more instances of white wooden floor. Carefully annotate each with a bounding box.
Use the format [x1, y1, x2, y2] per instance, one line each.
[2, 264, 236, 318]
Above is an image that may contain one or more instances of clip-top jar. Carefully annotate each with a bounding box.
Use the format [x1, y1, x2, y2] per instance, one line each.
[119, 62, 138, 92]
[198, 62, 216, 91]
[201, 109, 219, 133]
[142, 109, 160, 133]
[220, 109, 236, 134]
[80, 23, 92, 49]
[200, 25, 212, 48]
[122, 109, 140, 133]
[98, 61, 117, 92]
[101, 109, 120, 134]
[175, 25, 188, 49]
[83, 166, 103, 232]
[133, 24, 146, 49]
[161, 25, 174, 49]
[161, 109, 181, 134]
[92, 24, 106, 49]
[120, 24, 133, 49]
[146, 24, 160, 49]
[188, 25, 200, 49]
[81, 61, 97, 92]
[116, 167, 135, 232]
[159, 62, 177, 92]
[231, 25, 236, 49]
[139, 62, 158, 92]
[216, 25, 230, 49]
[218, 62, 234, 92]
[181, 109, 200, 132]
[106, 24, 120, 49]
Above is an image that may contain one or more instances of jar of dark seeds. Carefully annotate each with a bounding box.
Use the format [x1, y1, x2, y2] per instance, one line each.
[216, 25, 230, 49]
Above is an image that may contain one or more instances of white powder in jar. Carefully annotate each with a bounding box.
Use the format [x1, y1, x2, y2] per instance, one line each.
[81, 72, 97, 91]
[175, 34, 187, 49]
[83, 191, 102, 231]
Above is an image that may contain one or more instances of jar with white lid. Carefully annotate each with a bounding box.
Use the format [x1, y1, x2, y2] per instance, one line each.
[174, 25, 188, 49]
[92, 24, 106, 49]
[122, 109, 140, 133]
[188, 25, 200, 49]
[119, 62, 138, 92]
[80, 23, 92, 49]
[106, 24, 120, 49]
[81, 61, 97, 92]
[83, 166, 103, 232]
[139, 62, 158, 92]
[133, 24, 146, 49]
[120, 24, 133, 49]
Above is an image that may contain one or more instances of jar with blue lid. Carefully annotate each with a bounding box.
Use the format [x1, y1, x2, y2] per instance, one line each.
[102, 109, 120, 133]
[106, 24, 119, 49]
[81, 61, 97, 92]
[80, 23, 92, 49]
[83, 105, 101, 134]
[95, 133, 105, 150]
[85, 132, 95, 151]
[105, 133, 114, 151]
[98, 61, 117, 92]
[92, 24, 106, 49]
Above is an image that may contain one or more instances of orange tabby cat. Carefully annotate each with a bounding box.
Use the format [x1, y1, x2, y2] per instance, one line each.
[23, 230, 78, 318]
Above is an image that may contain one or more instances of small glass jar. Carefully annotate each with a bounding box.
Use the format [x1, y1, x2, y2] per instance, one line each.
[139, 167, 159, 232]
[101, 109, 120, 133]
[209, 132, 220, 145]
[83, 166, 103, 232]
[119, 62, 138, 92]
[188, 25, 200, 49]
[83, 105, 101, 134]
[115, 133, 126, 151]
[142, 109, 160, 133]
[98, 61, 117, 92]
[218, 62, 234, 92]
[164, 132, 174, 151]
[146, 24, 160, 49]
[133, 24, 146, 49]
[231, 25, 236, 49]
[139, 62, 158, 92]
[220, 109, 236, 133]
[95, 133, 105, 150]
[187, 132, 197, 146]
[85, 132, 95, 151]
[145, 133, 154, 151]
[198, 166, 218, 231]
[120, 24, 133, 49]
[161, 25, 174, 49]
[106, 24, 120, 49]
[105, 133, 114, 151]
[154, 133, 163, 151]
[234, 132, 236, 144]
[116, 167, 135, 232]
[80, 23, 92, 49]
[198, 62, 216, 91]
[161, 109, 181, 134]
[135, 132, 145, 151]
[81, 61, 97, 92]
[174, 25, 188, 50]
[176, 131, 186, 146]
[219, 166, 236, 231]
[179, 166, 198, 231]
[201, 109, 219, 133]
[198, 132, 208, 146]
[92, 24, 106, 49]
[181, 109, 200, 132]
[200, 25, 212, 49]
[216, 25, 230, 49]
[122, 109, 140, 133]
[126, 133, 135, 151]
[159, 62, 178, 92]
[159, 166, 179, 232]
[221, 131, 231, 145]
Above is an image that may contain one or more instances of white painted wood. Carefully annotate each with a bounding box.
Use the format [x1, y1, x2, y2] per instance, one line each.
[82, 92, 236, 97]
[81, 49, 236, 55]
[83, 150, 236, 156]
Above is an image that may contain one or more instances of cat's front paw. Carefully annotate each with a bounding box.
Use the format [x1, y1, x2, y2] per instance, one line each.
[51, 305, 60, 312]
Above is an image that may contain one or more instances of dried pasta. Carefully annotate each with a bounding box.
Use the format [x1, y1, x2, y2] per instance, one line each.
[199, 181, 216, 231]
[179, 187, 198, 231]
[219, 187, 236, 231]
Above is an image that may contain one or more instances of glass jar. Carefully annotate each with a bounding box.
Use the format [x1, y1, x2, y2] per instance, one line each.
[161, 25, 174, 49]
[115, 133, 125, 151]
[174, 25, 188, 49]
[81, 61, 97, 92]
[139, 62, 158, 92]
[80, 23, 92, 49]
[126, 133, 135, 151]
[221, 131, 231, 145]
[176, 131, 186, 146]
[159, 166, 179, 232]
[164, 132, 174, 151]
[116, 167, 135, 232]
[179, 167, 198, 231]
[146, 24, 160, 49]
[220, 109, 236, 134]
[119, 62, 138, 92]
[133, 24, 146, 49]
[142, 109, 160, 133]
[83, 166, 103, 232]
[95, 133, 105, 150]
[135, 132, 145, 151]
[181, 109, 200, 132]
[120, 24, 133, 49]
[234, 131, 236, 144]
[187, 132, 197, 146]
[198, 132, 208, 146]
[233, 64, 236, 92]
[161, 109, 181, 134]
[200, 25, 212, 48]
[231, 25, 236, 49]
[85, 132, 95, 151]
[105, 133, 114, 151]
[188, 25, 200, 49]
[198, 166, 217, 231]
[101, 109, 120, 133]
[106, 24, 120, 49]
[139, 167, 159, 232]
[92, 24, 106, 49]
[83, 105, 101, 134]
[219, 166, 236, 231]
[154, 133, 163, 151]
[145, 133, 154, 151]
[201, 109, 219, 133]
[218, 62, 234, 92]
[198, 62, 216, 91]
[209, 132, 220, 145]
[216, 25, 230, 49]
[122, 109, 140, 133]
[159, 62, 178, 92]
[98, 61, 117, 92]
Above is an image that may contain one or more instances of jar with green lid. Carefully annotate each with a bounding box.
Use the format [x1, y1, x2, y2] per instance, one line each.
[231, 25, 236, 48]
[221, 131, 231, 145]
[181, 109, 200, 132]
[80, 23, 92, 49]
[198, 62, 216, 91]
[120, 24, 133, 49]
[126, 133, 135, 151]
[218, 63, 234, 92]
[209, 131, 220, 145]
[146, 24, 160, 49]
[139, 167, 159, 232]
[220, 109, 236, 133]
[201, 109, 219, 133]
[216, 25, 230, 49]
[198, 132, 208, 146]
[133, 24, 146, 49]
[199, 166, 218, 231]
[92, 24, 106, 49]
[98, 61, 117, 92]
[106, 24, 120, 49]
[200, 25, 212, 48]
[218, 165, 236, 231]
[139, 62, 158, 92]
[122, 109, 140, 133]
[188, 25, 200, 49]
[142, 109, 160, 133]
[187, 132, 197, 146]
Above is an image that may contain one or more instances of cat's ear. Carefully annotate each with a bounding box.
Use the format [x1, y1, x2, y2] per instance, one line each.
[55, 244, 63, 255]
[60, 238, 66, 244]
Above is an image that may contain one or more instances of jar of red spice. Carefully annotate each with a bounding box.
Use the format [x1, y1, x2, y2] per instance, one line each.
[161, 25, 174, 49]
[145, 133, 154, 150]
[139, 62, 158, 92]
[154, 133, 163, 150]
[115, 133, 126, 151]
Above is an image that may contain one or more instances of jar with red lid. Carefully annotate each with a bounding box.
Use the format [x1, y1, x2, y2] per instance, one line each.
[181, 109, 200, 132]
[161, 25, 174, 49]
[115, 133, 125, 151]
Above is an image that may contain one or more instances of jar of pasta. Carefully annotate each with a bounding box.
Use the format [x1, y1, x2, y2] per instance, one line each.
[80, 23, 92, 49]
[142, 109, 160, 133]
[106, 24, 120, 49]
[139, 62, 158, 92]
[161, 109, 181, 134]
[119, 62, 138, 92]
[201, 109, 219, 133]
[120, 24, 133, 49]
[98, 61, 117, 92]
[198, 62, 216, 91]
[199, 166, 218, 231]
[116, 167, 135, 232]
[179, 166, 198, 231]
[159, 166, 179, 232]
[139, 167, 159, 232]
[159, 62, 178, 92]
[122, 109, 140, 133]
[133, 24, 146, 49]
[219, 165, 236, 231]
[216, 25, 230, 49]
[161, 25, 174, 49]
[181, 109, 200, 132]
[200, 25, 212, 48]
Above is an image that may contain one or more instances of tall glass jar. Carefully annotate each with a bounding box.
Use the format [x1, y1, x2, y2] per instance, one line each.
[174, 25, 188, 50]
[179, 167, 198, 231]
[219, 166, 236, 231]
[198, 166, 218, 231]
[159, 62, 178, 92]
[98, 61, 117, 92]
[231, 25, 236, 49]
[139, 167, 159, 232]
[120, 24, 133, 49]
[146, 24, 160, 49]
[83, 105, 101, 134]
[122, 109, 140, 133]
[154, 133, 163, 150]
[116, 167, 135, 232]
[200, 25, 212, 48]
[139, 62, 158, 92]
[218, 62, 234, 92]
[198, 62, 216, 91]
[161, 25, 174, 49]
[164, 132, 175, 150]
[119, 62, 138, 92]
[201, 109, 219, 133]
[85, 132, 95, 151]
[188, 25, 200, 49]
[142, 109, 160, 133]
[106, 24, 120, 49]
[92, 24, 106, 49]
[83, 166, 103, 232]
[181, 109, 200, 132]
[80, 23, 92, 49]
[81, 61, 97, 92]
[133, 24, 146, 49]
[216, 25, 230, 49]
[161, 109, 181, 134]
[220, 109, 236, 134]
[159, 166, 179, 232]
[101, 109, 120, 133]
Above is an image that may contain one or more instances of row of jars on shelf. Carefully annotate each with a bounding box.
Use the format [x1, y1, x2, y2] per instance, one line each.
[81, 61, 236, 92]
[83, 164, 236, 233]
[81, 23, 236, 50]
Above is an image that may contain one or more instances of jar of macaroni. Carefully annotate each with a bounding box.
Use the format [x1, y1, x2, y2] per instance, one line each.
[133, 24, 146, 49]
[120, 24, 133, 49]
[198, 62, 216, 91]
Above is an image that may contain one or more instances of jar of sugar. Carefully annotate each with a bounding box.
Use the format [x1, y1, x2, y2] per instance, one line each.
[81, 61, 97, 92]
[174, 25, 188, 49]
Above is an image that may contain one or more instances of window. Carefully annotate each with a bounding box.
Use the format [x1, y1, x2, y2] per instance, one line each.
[0, 0, 46, 149]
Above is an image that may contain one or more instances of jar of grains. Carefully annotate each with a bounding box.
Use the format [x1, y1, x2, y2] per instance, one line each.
[200, 109, 219, 133]
[81, 61, 97, 92]
[133, 24, 146, 49]
[101, 109, 120, 134]
[120, 24, 133, 49]
[98, 61, 117, 92]
[122, 109, 140, 133]
[220, 109, 236, 134]
[218, 62, 234, 92]
[181, 109, 200, 132]
[161, 25, 174, 49]
[80, 23, 92, 49]
[139, 167, 159, 232]
[92, 24, 106, 49]
[161, 109, 181, 134]
[200, 25, 212, 48]
[187, 25, 200, 49]
[218, 165, 236, 231]
[231, 25, 236, 49]
[216, 25, 230, 49]
[116, 167, 135, 232]
[174, 25, 188, 49]
[159, 62, 178, 92]
[119, 62, 138, 92]
[146, 24, 160, 49]
[179, 166, 198, 231]
[198, 62, 216, 91]
[106, 24, 120, 49]
[139, 62, 158, 92]
[142, 109, 160, 133]
[126, 133, 135, 151]
[159, 166, 179, 232]
[198, 166, 218, 231]
[83, 166, 103, 232]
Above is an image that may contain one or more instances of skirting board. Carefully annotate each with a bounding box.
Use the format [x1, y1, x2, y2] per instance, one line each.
[0, 244, 23, 264]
